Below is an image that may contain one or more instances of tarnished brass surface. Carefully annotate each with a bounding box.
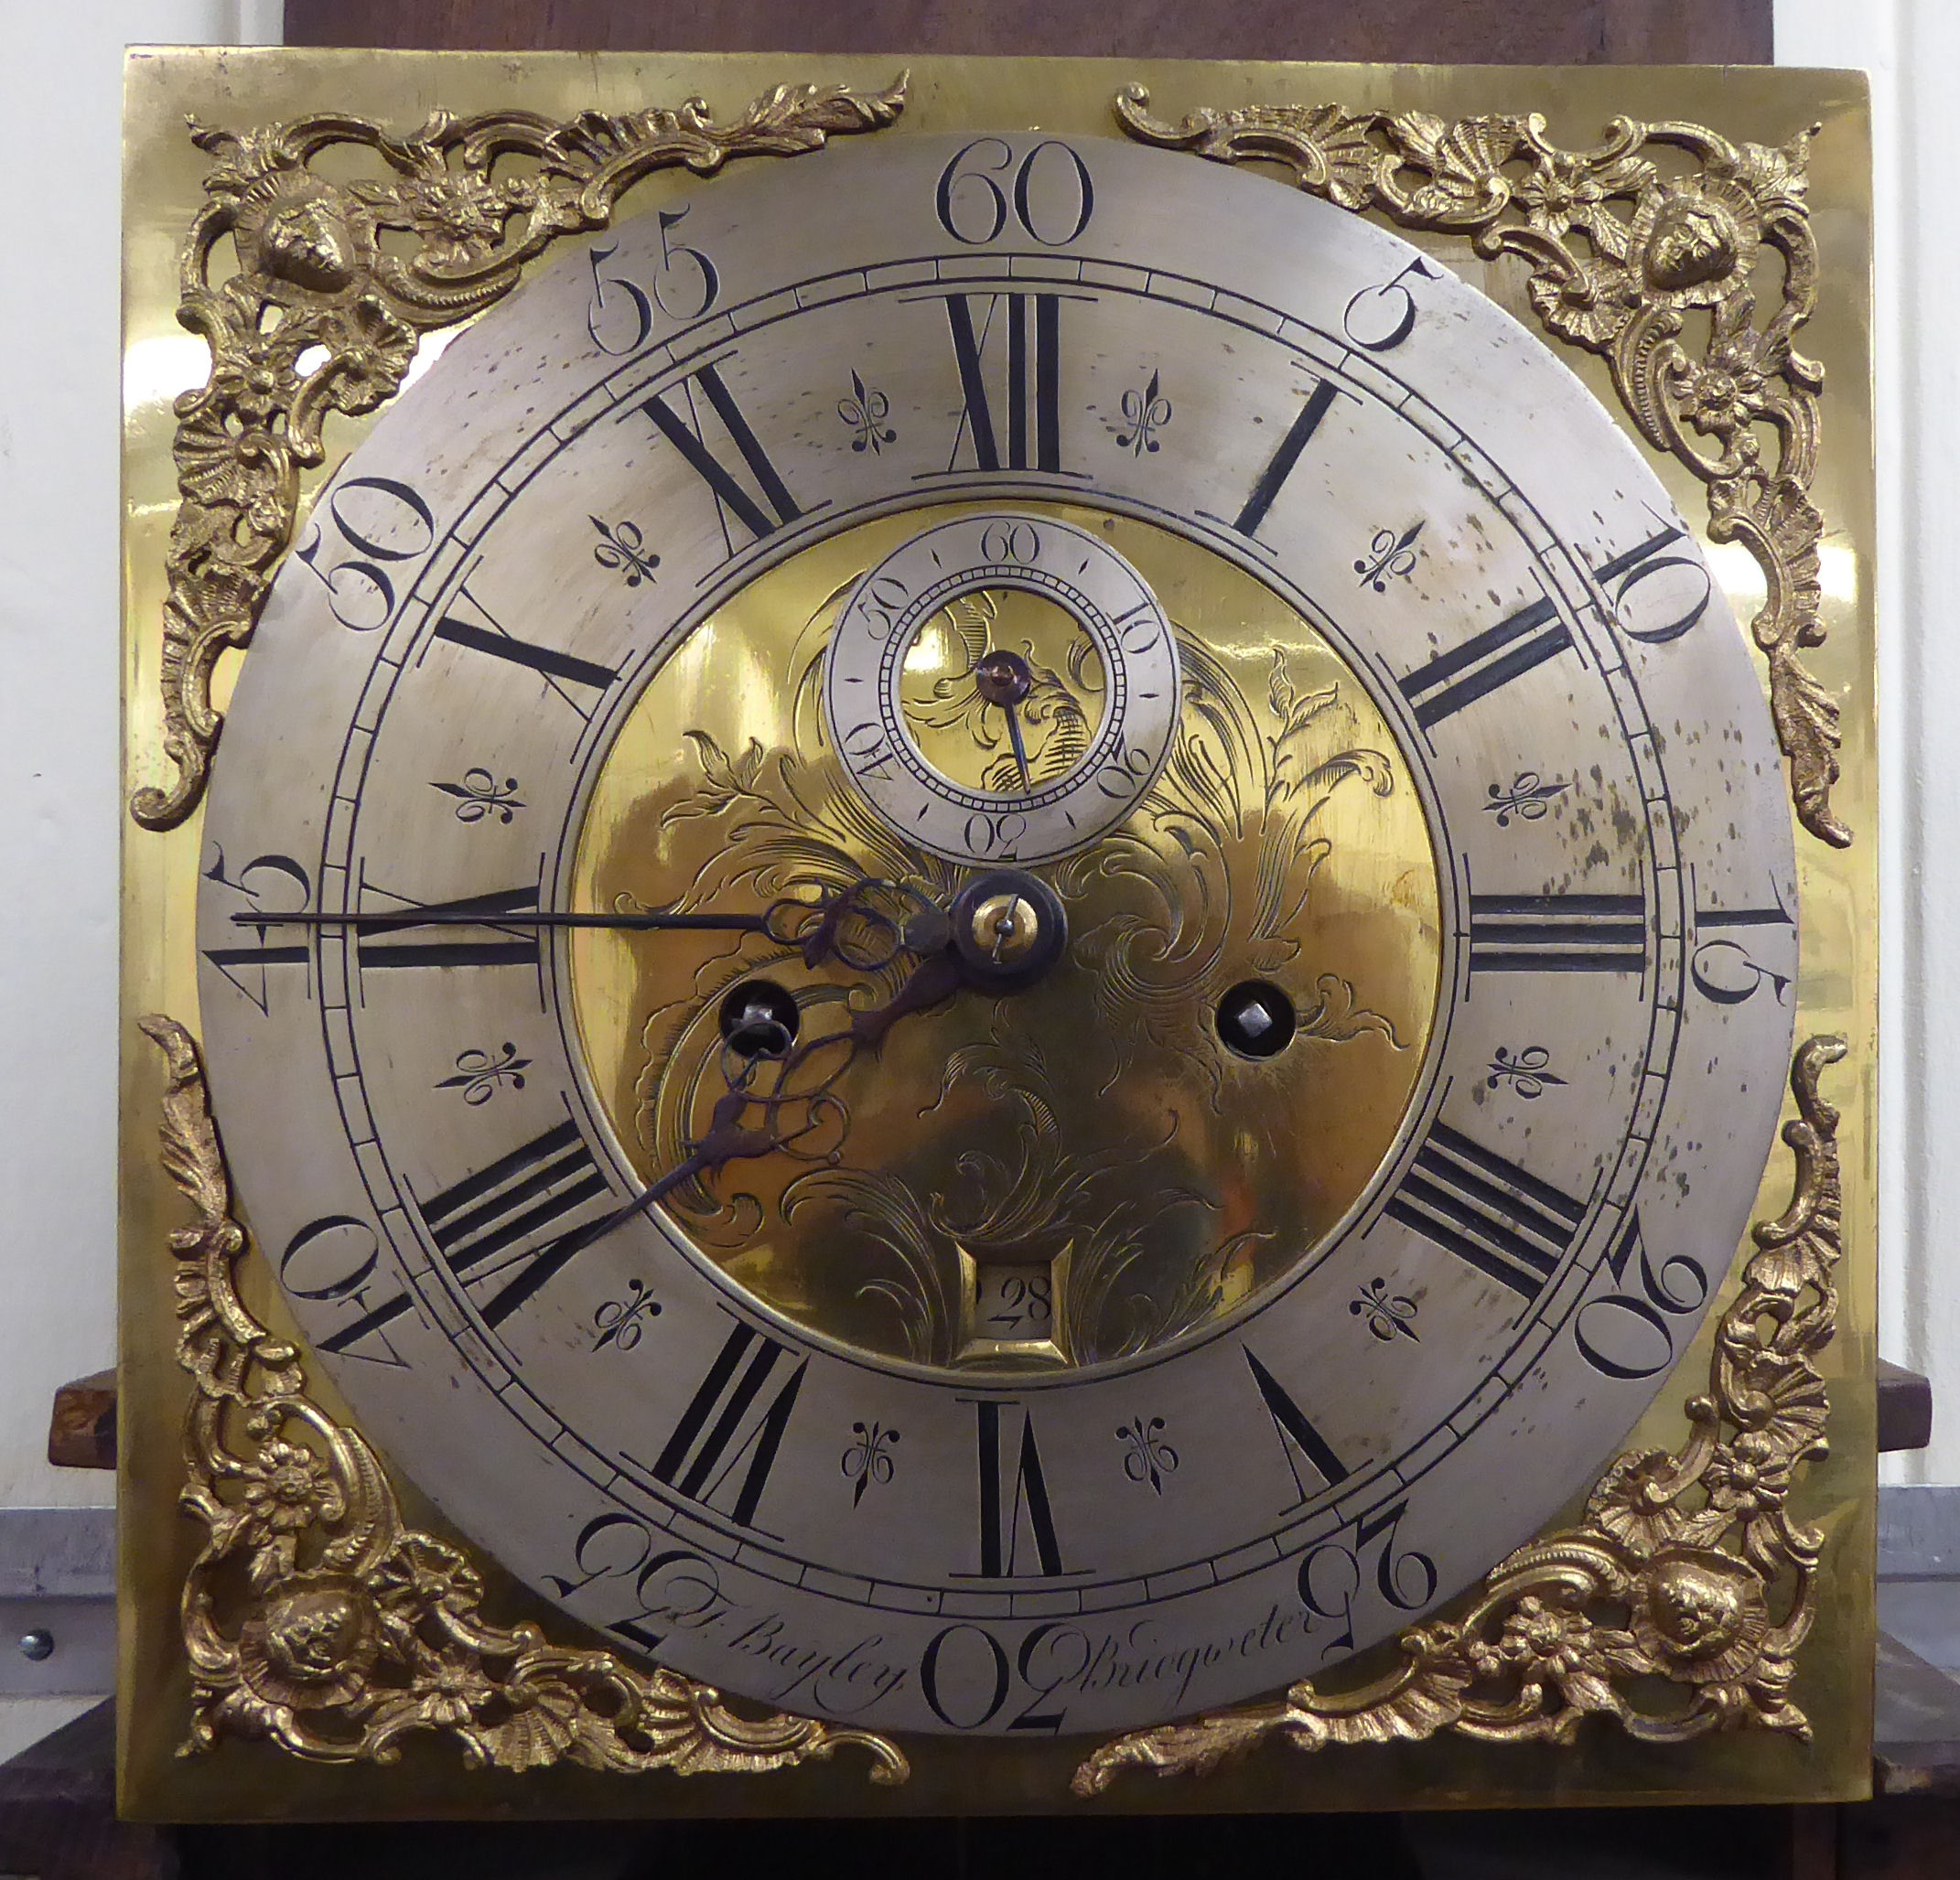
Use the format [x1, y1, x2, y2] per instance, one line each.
[120, 50, 1876, 1817]
[1077, 1034, 1846, 1789]
[140, 1011, 908, 1782]
[569, 504, 1440, 1369]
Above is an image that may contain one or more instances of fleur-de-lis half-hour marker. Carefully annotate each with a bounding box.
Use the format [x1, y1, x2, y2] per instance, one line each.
[1116, 370, 1171, 454]
[838, 371, 896, 452]
[1354, 521, 1425, 592]
[592, 1278, 662, 1352]
[435, 1041, 532, 1106]
[590, 513, 660, 586]
[1486, 1045, 1567, 1100]
[1352, 1277, 1420, 1343]
[430, 768, 524, 824]
[841, 1421, 900, 1506]
[1116, 1414, 1179, 1493]
[1482, 770, 1569, 827]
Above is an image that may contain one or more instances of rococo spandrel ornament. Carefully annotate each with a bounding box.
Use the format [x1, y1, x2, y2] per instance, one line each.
[118, 48, 1877, 1817]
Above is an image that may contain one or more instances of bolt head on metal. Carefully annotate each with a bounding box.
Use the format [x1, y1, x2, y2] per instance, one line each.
[17, 1628, 54, 1662]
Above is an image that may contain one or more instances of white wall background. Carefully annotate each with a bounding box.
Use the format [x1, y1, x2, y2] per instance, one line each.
[0, 3, 1942, 1536]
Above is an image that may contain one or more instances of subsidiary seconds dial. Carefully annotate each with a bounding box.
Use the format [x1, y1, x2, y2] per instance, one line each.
[824, 511, 1179, 864]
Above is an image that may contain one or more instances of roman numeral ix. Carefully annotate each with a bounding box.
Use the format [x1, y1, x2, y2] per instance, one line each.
[1385, 1123, 1588, 1302]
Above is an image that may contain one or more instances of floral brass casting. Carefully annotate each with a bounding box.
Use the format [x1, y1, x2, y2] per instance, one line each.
[1074, 1035, 1844, 1791]
[130, 76, 908, 833]
[1115, 89, 1847, 848]
[142, 1013, 908, 1782]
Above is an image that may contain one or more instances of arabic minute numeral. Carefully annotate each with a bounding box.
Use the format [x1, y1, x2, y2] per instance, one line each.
[293, 475, 436, 632]
[1691, 886, 1796, 1006]
[1573, 1211, 1710, 1381]
[199, 848, 313, 1015]
[1341, 256, 1445, 352]
[1298, 1500, 1439, 1656]
[279, 1213, 414, 1369]
[1598, 520, 1713, 645]
[935, 137, 1094, 246]
[585, 209, 720, 357]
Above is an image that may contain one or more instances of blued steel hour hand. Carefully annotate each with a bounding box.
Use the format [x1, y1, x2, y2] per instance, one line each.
[545, 868, 1068, 1266]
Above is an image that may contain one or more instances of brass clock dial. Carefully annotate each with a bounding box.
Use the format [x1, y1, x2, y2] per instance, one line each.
[194, 131, 1796, 1741]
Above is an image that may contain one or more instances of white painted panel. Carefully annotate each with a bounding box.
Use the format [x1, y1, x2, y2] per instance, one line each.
[0, 1, 283, 1519]
[1778, 0, 1950, 1482]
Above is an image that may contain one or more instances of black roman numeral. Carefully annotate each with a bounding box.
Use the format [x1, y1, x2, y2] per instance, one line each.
[969, 1400, 1068, 1577]
[944, 292, 1063, 473]
[1244, 1348, 1350, 1505]
[1398, 592, 1574, 728]
[354, 886, 543, 974]
[650, 1321, 808, 1530]
[415, 1118, 611, 1327]
[202, 930, 311, 1015]
[317, 1286, 416, 1365]
[634, 359, 802, 553]
[1469, 894, 1646, 974]
[1385, 1122, 1587, 1302]
[1233, 380, 1341, 536]
[431, 582, 619, 721]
